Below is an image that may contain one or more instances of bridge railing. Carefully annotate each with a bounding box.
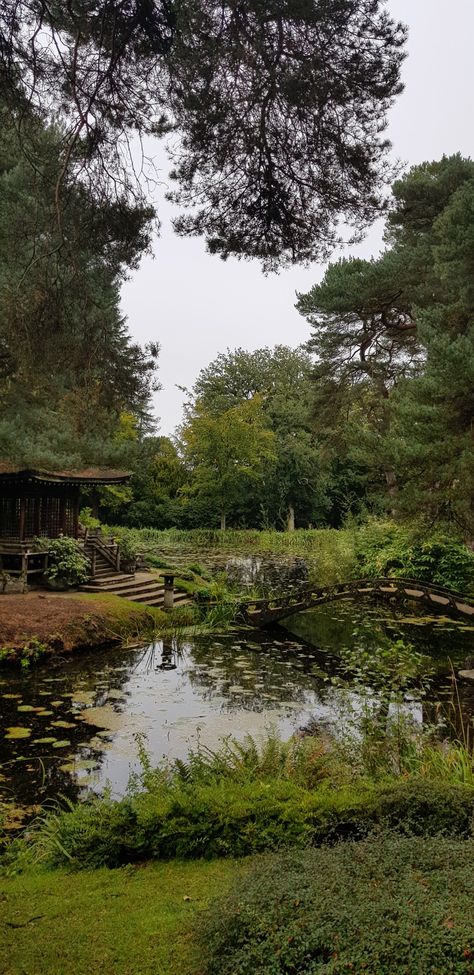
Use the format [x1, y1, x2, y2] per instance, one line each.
[239, 576, 474, 623]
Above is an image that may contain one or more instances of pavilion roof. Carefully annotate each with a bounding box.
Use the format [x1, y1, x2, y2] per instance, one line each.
[0, 464, 130, 485]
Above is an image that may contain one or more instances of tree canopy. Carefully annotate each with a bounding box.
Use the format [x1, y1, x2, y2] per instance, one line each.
[0, 105, 159, 469]
[1, 0, 407, 267]
[298, 154, 474, 535]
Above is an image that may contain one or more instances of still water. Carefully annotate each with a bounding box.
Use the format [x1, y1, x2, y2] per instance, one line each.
[1, 600, 474, 818]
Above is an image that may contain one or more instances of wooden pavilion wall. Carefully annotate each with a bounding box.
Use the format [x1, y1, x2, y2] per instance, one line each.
[0, 482, 80, 540]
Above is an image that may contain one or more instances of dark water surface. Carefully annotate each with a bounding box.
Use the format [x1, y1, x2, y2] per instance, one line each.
[1, 599, 474, 818]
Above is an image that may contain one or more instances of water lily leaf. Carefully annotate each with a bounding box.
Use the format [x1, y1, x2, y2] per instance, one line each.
[17, 704, 39, 712]
[33, 737, 57, 744]
[52, 739, 71, 749]
[36, 710, 53, 717]
[51, 720, 76, 729]
[59, 759, 98, 773]
[2, 693, 22, 700]
[5, 727, 31, 739]
[50, 700, 64, 707]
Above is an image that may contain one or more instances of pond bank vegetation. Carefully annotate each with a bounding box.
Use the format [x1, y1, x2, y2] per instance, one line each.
[0, 592, 220, 668]
[105, 521, 474, 595]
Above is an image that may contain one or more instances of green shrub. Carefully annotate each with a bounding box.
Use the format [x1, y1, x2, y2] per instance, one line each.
[354, 522, 474, 593]
[13, 778, 474, 871]
[197, 836, 474, 975]
[78, 507, 101, 530]
[0, 636, 49, 669]
[35, 536, 89, 588]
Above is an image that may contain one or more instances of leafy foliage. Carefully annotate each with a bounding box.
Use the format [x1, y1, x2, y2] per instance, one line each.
[180, 396, 276, 529]
[197, 837, 474, 975]
[298, 154, 474, 534]
[353, 521, 474, 593]
[37, 537, 90, 589]
[9, 727, 474, 870]
[1, 1, 407, 268]
[0, 107, 159, 470]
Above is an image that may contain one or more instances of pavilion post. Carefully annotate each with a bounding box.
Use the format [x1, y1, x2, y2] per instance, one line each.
[19, 497, 26, 541]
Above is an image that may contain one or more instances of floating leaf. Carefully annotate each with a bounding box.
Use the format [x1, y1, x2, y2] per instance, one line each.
[50, 700, 64, 707]
[52, 739, 71, 749]
[51, 720, 76, 729]
[33, 737, 57, 745]
[2, 693, 22, 700]
[17, 704, 40, 712]
[59, 759, 98, 773]
[5, 727, 31, 739]
[36, 710, 53, 717]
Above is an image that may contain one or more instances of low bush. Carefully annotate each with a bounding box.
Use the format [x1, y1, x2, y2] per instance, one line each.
[354, 521, 474, 593]
[10, 777, 474, 871]
[35, 535, 89, 588]
[197, 836, 474, 975]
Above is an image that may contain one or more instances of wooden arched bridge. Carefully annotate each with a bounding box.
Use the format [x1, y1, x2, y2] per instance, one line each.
[239, 577, 474, 628]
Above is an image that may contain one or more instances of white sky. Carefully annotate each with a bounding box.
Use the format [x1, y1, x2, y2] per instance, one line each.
[120, 0, 474, 436]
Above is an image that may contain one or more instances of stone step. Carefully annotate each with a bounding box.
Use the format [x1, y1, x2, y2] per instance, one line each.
[121, 588, 166, 603]
[82, 574, 135, 592]
[88, 567, 120, 576]
[104, 580, 164, 598]
[124, 591, 190, 608]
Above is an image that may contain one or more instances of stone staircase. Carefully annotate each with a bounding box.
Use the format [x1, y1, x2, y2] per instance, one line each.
[80, 533, 190, 609]
[82, 569, 189, 609]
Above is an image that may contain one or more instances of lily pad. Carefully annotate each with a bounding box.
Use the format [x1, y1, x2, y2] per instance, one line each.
[33, 737, 57, 745]
[59, 759, 98, 773]
[17, 704, 40, 712]
[36, 710, 53, 717]
[52, 739, 71, 749]
[5, 727, 31, 739]
[51, 720, 76, 729]
[2, 693, 22, 700]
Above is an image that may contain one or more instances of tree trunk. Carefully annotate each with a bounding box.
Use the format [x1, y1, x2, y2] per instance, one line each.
[286, 505, 295, 532]
[220, 511, 226, 531]
[384, 468, 398, 517]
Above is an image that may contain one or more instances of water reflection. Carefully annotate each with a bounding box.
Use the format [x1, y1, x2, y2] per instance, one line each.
[1, 601, 474, 817]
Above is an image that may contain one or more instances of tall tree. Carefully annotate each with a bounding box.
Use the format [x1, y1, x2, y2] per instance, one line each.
[192, 346, 328, 528]
[1, 1, 407, 267]
[390, 173, 474, 535]
[180, 396, 275, 530]
[297, 253, 423, 503]
[298, 155, 474, 531]
[0, 106, 159, 468]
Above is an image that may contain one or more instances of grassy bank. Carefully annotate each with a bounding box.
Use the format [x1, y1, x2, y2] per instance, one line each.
[0, 592, 198, 667]
[0, 858, 240, 975]
[5, 733, 474, 871]
[3, 838, 474, 975]
[3, 732, 474, 974]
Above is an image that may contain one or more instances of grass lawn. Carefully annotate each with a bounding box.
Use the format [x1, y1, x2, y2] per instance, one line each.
[0, 859, 241, 975]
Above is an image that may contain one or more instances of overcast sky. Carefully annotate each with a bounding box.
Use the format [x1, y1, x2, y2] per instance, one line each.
[120, 0, 474, 436]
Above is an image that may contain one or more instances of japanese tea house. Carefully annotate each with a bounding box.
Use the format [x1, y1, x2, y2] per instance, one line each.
[0, 465, 129, 583]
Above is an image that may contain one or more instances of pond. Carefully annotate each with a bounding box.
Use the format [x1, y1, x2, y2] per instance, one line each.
[2, 597, 474, 823]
